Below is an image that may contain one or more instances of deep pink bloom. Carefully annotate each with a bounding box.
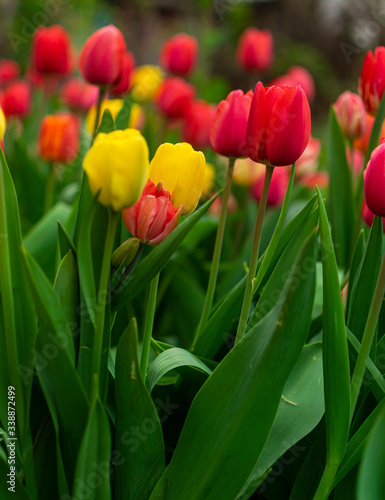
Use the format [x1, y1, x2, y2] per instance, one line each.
[245, 82, 311, 167]
[31, 25, 74, 76]
[364, 140, 385, 217]
[160, 33, 198, 76]
[236, 28, 273, 73]
[0, 60, 20, 86]
[361, 199, 385, 232]
[251, 166, 290, 207]
[79, 25, 126, 87]
[182, 100, 216, 149]
[359, 46, 385, 115]
[61, 77, 99, 113]
[209, 89, 253, 158]
[122, 180, 182, 245]
[0, 80, 31, 118]
[155, 76, 195, 119]
[110, 51, 136, 97]
[334, 91, 367, 139]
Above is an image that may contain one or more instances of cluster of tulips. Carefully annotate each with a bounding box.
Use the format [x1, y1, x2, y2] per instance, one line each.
[1, 17, 385, 500]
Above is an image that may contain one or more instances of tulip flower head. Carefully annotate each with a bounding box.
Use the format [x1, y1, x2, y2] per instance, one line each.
[31, 25, 74, 76]
[61, 77, 99, 114]
[155, 76, 196, 119]
[0, 59, 20, 86]
[182, 100, 216, 150]
[364, 140, 385, 217]
[236, 28, 274, 73]
[83, 129, 148, 211]
[110, 51, 136, 97]
[130, 65, 163, 102]
[334, 91, 367, 139]
[39, 113, 80, 163]
[122, 180, 182, 245]
[149, 142, 206, 215]
[160, 33, 198, 76]
[245, 82, 311, 167]
[79, 25, 126, 87]
[359, 46, 385, 115]
[210, 89, 253, 158]
[0, 80, 31, 118]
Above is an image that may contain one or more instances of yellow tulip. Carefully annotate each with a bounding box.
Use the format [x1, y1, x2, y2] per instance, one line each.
[0, 108, 6, 141]
[149, 142, 206, 215]
[131, 65, 163, 102]
[83, 129, 148, 211]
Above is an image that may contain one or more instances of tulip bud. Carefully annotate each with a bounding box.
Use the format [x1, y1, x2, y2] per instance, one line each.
[83, 129, 148, 211]
[31, 25, 74, 76]
[130, 65, 163, 102]
[245, 82, 311, 167]
[61, 77, 99, 113]
[210, 89, 252, 158]
[122, 180, 182, 245]
[334, 91, 367, 139]
[364, 140, 385, 217]
[79, 25, 126, 87]
[251, 166, 290, 207]
[270, 66, 315, 102]
[110, 51, 136, 97]
[359, 46, 385, 115]
[155, 76, 195, 119]
[236, 28, 274, 73]
[361, 199, 385, 232]
[0, 59, 20, 86]
[0, 80, 31, 118]
[39, 113, 80, 163]
[149, 142, 206, 215]
[182, 100, 216, 150]
[160, 33, 198, 76]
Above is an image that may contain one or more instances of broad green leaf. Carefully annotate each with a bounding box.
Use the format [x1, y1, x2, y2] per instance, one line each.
[111, 195, 218, 313]
[348, 216, 383, 346]
[237, 342, 324, 499]
[149, 231, 316, 500]
[72, 393, 111, 500]
[327, 107, 355, 269]
[115, 319, 165, 500]
[146, 347, 212, 393]
[23, 202, 72, 281]
[346, 230, 365, 320]
[317, 189, 350, 466]
[0, 455, 31, 499]
[357, 403, 385, 499]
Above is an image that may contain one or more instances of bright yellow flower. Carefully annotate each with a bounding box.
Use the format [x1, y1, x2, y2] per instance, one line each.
[0, 108, 6, 141]
[83, 129, 148, 211]
[201, 162, 216, 199]
[149, 142, 206, 215]
[131, 65, 163, 102]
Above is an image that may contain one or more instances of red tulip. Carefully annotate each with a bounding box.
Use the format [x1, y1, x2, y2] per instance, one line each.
[245, 82, 311, 167]
[0, 60, 20, 86]
[236, 28, 273, 73]
[359, 46, 385, 115]
[361, 199, 385, 232]
[160, 33, 198, 76]
[155, 76, 195, 119]
[110, 51, 136, 97]
[364, 140, 385, 217]
[0, 80, 31, 118]
[39, 113, 80, 163]
[79, 25, 126, 87]
[251, 166, 290, 207]
[31, 25, 74, 76]
[270, 66, 315, 102]
[182, 100, 216, 149]
[334, 91, 366, 139]
[210, 89, 253, 158]
[61, 77, 99, 113]
[122, 179, 182, 245]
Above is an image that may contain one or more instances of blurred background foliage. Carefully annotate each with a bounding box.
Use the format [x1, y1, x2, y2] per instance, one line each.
[1, 0, 385, 131]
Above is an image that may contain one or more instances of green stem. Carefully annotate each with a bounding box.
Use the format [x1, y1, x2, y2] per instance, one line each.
[91, 210, 118, 390]
[350, 244, 385, 419]
[140, 272, 160, 379]
[92, 87, 107, 142]
[44, 163, 56, 212]
[235, 165, 274, 344]
[313, 462, 339, 500]
[195, 157, 236, 340]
